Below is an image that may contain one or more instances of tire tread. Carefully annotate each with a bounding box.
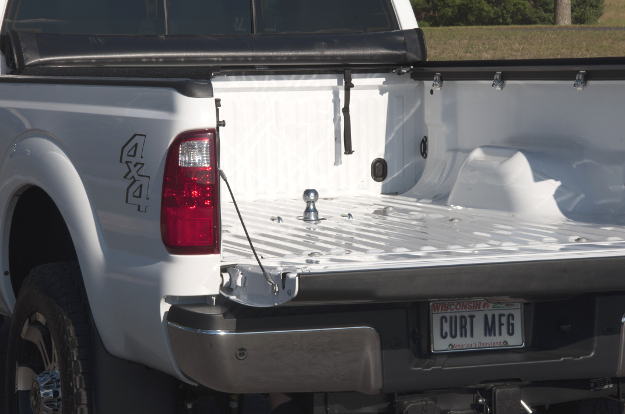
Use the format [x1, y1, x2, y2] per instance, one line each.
[14, 262, 93, 414]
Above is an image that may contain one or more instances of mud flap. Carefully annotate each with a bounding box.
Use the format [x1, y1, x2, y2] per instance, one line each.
[92, 324, 180, 414]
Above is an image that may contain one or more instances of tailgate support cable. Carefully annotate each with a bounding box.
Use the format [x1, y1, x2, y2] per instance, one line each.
[218, 169, 279, 295]
[343, 70, 355, 155]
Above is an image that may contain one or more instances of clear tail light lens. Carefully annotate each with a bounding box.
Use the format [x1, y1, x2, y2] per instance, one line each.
[161, 130, 219, 254]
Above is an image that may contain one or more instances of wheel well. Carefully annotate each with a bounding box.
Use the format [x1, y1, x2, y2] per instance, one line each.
[9, 186, 77, 296]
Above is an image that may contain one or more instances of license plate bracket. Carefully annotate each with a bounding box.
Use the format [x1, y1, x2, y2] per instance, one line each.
[430, 299, 524, 353]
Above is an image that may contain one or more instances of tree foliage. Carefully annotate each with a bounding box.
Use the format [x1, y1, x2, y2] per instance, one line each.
[571, 0, 604, 24]
[411, 0, 603, 26]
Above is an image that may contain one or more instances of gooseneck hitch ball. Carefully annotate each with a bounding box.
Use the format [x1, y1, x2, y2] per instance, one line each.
[303, 189, 319, 222]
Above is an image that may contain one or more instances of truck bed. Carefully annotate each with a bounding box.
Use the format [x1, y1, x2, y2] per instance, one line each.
[206, 50, 625, 306]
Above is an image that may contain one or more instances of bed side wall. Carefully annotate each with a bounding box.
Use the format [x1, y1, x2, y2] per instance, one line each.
[408, 80, 625, 221]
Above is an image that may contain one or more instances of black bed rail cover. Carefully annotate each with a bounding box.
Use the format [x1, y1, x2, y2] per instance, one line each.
[6, 29, 426, 72]
[411, 56, 625, 81]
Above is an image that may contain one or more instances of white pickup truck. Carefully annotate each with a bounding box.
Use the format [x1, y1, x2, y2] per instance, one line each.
[1, 0, 625, 413]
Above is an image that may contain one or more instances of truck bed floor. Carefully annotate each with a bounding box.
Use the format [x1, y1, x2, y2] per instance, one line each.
[221, 194, 625, 273]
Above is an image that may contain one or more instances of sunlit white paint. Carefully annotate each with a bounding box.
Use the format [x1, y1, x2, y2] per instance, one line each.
[215, 73, 423, 201]
[449, 146, 567, 217]
[407, 80, 625, 218]
[221, 79, 625, 283]
[0, 83, 220, 380]
[392, 0, 419, 29]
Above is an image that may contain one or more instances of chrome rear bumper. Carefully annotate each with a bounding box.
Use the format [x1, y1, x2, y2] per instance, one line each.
[167, 322, 383, 394]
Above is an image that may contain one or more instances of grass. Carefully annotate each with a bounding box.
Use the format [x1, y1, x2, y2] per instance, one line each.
[599, 0, 625, 26]
[422, 0, 625, 60]
[422, 26, 625, 60]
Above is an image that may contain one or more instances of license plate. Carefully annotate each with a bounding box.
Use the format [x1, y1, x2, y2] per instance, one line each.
[430, 299, 524, 352]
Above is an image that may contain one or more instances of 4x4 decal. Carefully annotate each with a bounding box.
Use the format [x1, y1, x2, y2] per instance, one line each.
[120, 134, 151, 213]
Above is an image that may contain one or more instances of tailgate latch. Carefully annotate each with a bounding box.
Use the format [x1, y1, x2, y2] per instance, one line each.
[220, 266, 299, 307]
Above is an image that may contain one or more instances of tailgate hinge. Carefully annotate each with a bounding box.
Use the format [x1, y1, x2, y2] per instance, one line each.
[220, 266, 299, 307]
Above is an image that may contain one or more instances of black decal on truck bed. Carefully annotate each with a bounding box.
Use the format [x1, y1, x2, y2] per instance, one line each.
[120, 134, 151, 213]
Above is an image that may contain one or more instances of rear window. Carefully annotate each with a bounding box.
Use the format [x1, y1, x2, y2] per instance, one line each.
[254, 0, 399, 34]
[1, 0, 252, 35]
[1, 0, 399, 35]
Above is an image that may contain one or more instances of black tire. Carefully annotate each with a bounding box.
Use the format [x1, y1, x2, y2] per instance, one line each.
[549, 398, 624, 414]
[6, 262, 92, 414]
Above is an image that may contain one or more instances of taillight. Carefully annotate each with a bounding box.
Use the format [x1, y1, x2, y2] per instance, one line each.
[161, 129, 219, 254]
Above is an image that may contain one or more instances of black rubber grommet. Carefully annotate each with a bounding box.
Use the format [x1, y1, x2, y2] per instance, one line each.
[420, 136, 428, 159]
[371, 158, 388, 182]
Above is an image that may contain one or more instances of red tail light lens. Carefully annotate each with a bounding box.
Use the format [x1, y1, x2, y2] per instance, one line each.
[161, 130, 219, 254]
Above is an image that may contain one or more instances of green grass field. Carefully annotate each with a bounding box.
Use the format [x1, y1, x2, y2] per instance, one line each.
[423, 26, 625, 60]
[599, 0, 625, 25]
[422, 0, 625, 60]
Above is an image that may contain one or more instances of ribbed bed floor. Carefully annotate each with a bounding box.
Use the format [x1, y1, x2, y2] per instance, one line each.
[221, 194, 625, 273]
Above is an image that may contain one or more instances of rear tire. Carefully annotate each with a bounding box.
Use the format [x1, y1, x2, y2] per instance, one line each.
[549, 398, 624, 414]
[6, 262, 92, 414]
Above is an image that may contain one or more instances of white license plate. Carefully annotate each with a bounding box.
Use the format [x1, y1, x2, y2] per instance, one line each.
[430, 299, 524, 352]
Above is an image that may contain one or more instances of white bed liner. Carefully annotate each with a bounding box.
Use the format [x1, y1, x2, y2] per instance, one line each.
[216, 76, 625, 306]
[221, 193, 625, 274]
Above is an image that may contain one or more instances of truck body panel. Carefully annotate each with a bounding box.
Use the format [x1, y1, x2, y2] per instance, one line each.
[0, 81, 222, 377]
[2, 0, 625, 408]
